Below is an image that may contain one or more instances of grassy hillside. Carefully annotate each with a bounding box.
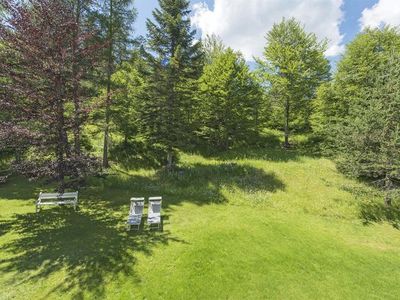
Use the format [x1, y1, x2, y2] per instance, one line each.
[1, 138, 400, 299]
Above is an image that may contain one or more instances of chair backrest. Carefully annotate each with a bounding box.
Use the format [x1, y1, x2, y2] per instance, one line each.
[130, 197, 145, 215]
[149, 196, 162, 214]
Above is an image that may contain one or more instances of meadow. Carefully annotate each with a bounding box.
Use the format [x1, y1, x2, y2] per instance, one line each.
[1, 133, 400, 300]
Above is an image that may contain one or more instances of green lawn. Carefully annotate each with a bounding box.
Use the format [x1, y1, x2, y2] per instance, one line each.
[1, 144, 400, 299]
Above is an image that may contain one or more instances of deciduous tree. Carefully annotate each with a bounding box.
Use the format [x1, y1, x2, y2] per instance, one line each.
[258, 18, 330, 147]
[0, 0, 101, 190]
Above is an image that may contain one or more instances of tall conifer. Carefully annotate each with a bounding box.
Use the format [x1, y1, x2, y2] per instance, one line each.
[141, 0, 203, 170]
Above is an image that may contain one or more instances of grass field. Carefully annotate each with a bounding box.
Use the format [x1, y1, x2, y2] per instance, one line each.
[1, 135, 400, 299]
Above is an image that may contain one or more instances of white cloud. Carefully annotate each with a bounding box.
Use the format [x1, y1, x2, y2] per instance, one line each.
[191, 0, 344, 60]
[360, 0, 400, 29]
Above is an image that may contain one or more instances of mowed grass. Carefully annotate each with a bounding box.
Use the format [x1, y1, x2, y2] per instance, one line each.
[1, 142, 400, 299]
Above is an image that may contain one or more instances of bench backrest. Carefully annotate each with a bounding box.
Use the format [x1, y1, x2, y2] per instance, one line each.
[39, 192, 78, 199]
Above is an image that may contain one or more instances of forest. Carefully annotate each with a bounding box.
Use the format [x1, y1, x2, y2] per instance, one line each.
[0, 0, 400, 299]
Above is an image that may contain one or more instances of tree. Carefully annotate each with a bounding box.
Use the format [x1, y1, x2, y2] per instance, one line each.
[0, 0, 101, 191]
[141, 0, 203, 170]
[202, 34, 225, 64]
[314, 26, 400, 139]
[97, 0, 137, 168]
[110, 51, 146, 143]
[316, 27, 400, 206]
[70, 0, 96, 156]
[196, 48, 262, 150]
[333, 53, 400, 206]
[258, 18, 330, 147]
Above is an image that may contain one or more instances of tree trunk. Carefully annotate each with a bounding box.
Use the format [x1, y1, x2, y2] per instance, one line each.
[102, 0, 113, 169]
[284, 97, 290, 148]
[72, 0, 81, 156]
[55, 77, 66, 193]
[384, 173, 392, 207]
[166, 149, 173, 173]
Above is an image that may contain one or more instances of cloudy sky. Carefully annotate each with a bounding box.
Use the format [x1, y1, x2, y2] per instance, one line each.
[136, 0, 400, 63]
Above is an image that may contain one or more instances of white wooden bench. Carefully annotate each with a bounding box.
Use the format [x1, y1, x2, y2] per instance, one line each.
[36, 191, 78, 213]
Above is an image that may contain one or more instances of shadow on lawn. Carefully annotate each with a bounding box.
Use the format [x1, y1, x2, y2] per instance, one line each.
[340, 183, 400, 230]
[0, 206, 183, 299]
[0, 162, 284, 297]
[84, 162, 286, 209]
[359, 200, 400, 229]
[191, 137, 321, 163]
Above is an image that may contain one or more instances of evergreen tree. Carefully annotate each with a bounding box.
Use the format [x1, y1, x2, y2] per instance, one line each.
[141, 0, 203, 170]
[333, 53, 400, 206]
[110, 51, 146, 143]
[97, 0, 137, 168]
[196, 48, 262, 150]
[257, 18, 330, 147]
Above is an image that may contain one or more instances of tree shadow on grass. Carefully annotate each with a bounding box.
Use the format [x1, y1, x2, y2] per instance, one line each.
[340, 182, 400, 230]
[0, 206, 184, 299]
[0, 176, 45, 201]
[0, 162, 284, 298]
[84, 162, 286, 209]
[359, 200, 400, 229]
[193, 142, 321, 163]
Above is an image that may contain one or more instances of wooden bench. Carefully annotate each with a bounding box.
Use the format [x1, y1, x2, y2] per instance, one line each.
[36, 191, 78, 213]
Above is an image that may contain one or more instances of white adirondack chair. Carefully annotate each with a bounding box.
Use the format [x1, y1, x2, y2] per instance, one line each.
[127, 197, 145, 231]
[147, 196, 162, 230]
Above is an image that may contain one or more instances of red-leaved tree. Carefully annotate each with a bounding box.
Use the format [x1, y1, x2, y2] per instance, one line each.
[0, 0, 102, 191]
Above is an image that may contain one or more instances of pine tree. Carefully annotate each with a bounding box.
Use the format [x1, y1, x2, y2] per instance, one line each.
[257, 18, 330, 147]
[110, 51, 146, 143]
[97, 0, 136, 168]
[141, 0, 203, 171]
[333, 53, 400, 206]
[197, 48, 261, 150]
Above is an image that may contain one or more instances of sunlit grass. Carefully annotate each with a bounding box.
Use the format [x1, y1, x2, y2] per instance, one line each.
[1, 137, 400, 299]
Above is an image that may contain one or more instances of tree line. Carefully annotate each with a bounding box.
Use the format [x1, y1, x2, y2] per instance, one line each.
[0, 0, 399, 206]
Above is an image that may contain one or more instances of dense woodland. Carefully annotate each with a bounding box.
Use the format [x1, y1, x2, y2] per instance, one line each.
[0, 0, 399, 206]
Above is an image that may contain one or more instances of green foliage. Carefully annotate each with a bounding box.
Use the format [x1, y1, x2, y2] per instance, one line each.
[202, 34, 226, 64]
[110, 52, 146, 142]
[331, 53, 400, 205]
[314, 27, 400, 136]
[315, 27, 400, 205]
[140, 0, 204, 168]
[258, 18, 330, 146]
[196, 48, 262, 150]
[96, 0, 137, 64]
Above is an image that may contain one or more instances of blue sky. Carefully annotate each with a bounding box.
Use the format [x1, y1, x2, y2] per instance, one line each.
[134, 0, 399, 66]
